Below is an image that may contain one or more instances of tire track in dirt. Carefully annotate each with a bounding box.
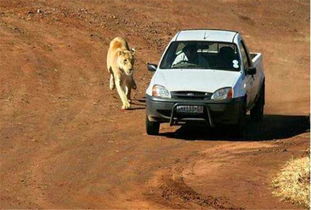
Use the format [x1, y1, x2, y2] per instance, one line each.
[144, 133, 309, 209]
[146, 165, 242, 209]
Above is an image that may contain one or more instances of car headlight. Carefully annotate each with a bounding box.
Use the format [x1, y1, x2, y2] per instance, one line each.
[152, 85, 171, 98]
[211, 87, 233, 100]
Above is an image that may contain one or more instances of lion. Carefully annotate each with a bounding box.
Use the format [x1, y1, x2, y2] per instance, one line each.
[107, 37, 137, 110]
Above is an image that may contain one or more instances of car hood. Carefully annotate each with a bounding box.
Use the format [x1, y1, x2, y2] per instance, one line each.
[153, 69, 241, 93]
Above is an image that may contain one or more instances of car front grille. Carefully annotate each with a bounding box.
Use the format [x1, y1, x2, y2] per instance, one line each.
[171, 91, 212, 100]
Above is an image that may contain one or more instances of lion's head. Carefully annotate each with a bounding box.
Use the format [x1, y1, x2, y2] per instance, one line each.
[117, 49, 135, 76]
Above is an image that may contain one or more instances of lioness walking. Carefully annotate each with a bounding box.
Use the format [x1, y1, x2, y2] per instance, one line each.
[107, 37, 136, 110]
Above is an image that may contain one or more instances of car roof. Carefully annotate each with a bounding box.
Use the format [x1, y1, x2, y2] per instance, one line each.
[174, 29, 239, 43]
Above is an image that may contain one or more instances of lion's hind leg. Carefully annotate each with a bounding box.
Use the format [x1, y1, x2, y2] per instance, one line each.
[131, 79, 137, 90]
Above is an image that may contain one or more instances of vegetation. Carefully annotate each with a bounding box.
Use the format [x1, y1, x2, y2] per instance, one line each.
[272, 156, 310, 208]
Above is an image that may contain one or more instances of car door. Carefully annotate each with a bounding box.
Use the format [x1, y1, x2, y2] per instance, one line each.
[243, 40, 261, 99]
[239, 40, 255, 108]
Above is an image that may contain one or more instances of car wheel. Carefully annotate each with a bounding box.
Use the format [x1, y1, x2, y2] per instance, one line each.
[232, 101, 246, 138]
[250, 84, 265, 121]
[146, 116, 160, 135]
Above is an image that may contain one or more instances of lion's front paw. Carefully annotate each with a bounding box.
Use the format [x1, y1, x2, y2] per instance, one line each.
[109, 82, 115, 90]
[122, 101, 131, 110]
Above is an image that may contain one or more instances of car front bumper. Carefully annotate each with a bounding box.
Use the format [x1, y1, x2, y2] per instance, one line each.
[146, 95, 245, 126]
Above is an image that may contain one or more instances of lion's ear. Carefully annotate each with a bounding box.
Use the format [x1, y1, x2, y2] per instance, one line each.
[131, 48, 136, 56]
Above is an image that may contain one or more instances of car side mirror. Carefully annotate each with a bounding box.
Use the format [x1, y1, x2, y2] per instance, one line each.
[246, 67, 256, 75]
[147, 63, 157, 72]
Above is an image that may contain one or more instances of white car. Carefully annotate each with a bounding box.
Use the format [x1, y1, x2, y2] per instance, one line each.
[145, 29, 265, 136]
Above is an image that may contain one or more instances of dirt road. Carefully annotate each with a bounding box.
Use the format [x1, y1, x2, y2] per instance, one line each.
[0, 0, 309, 208]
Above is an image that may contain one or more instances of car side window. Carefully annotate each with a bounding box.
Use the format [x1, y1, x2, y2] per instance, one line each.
[239, 42, 249, 69]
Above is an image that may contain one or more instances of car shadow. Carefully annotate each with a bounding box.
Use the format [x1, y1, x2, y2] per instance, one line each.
[160, 114, 310, 141]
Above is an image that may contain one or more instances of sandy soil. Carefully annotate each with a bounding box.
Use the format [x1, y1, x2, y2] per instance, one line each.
[0, 0, 309, 209]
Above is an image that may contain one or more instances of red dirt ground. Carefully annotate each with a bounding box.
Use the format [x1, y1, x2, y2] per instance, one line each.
[0, 0, 310, 209]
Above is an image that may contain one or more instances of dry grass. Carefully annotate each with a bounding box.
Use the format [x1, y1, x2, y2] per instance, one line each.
[272, 156, 310, 208]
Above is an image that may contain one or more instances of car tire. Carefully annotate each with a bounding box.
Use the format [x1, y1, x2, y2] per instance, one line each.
[250, 84, 265, 121]
[232, 101, 246, 138]
[146, 116, 160, 135]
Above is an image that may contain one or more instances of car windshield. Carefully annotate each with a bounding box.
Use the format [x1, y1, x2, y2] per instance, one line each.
[160, 41, 240, 71]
